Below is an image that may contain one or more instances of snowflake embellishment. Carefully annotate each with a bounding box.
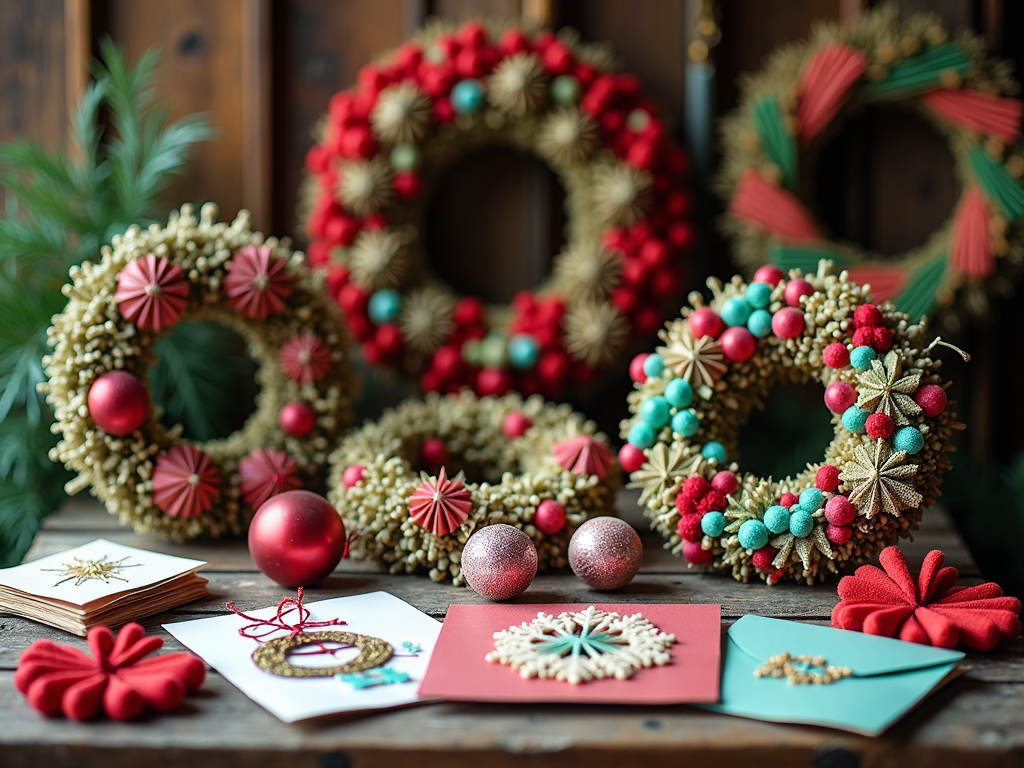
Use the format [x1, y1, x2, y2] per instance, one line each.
[486, 606, 675, 685]
[42, 555, 142, 587]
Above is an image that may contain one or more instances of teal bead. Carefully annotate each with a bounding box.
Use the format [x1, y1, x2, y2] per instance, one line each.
[508, 334, 540, 369]
[850, 346, 877, 371]
[664, 377, 694, 408]
[641, 396, 672, 430]
[789, 509, 814, 538]
[841, 406, 869, 434]
[894, 426, 925, 454]
[389, 143, 421, 171]
[368, 289, 402, 324]
[479, 334, 508, 368]
[747, 309, 773, 338]
[746, 282, 773, 309]
[551, 75, 581, 106]
[721, 297, 752, 327]
[702, 441, 727, 463]
[764, 505, 791, 534]
[738, 519, 769, 550]
[643, 354, 665, 378]
[628, 422, 656, 449]
[799, 488, 824, 511]
[671, 409, 700, 437]
[451, 79, 485, 113]
[701, 511, 726, 537]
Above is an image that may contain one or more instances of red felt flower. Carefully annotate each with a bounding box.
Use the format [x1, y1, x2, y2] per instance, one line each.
[152, 445, 221, 518]
[16, 623, 205, 722]
[114, 253, 190, 332]
[832, 547, 1022, 651]
[224, 245, 294, 319]
[238, 448, 302, 509]
[409, 466, 472, 537]
[281, 332, 332, 383]
[552, 435, 616, 478]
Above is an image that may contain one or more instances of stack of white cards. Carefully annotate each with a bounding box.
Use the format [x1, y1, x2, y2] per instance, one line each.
[0, 539, 208, 635]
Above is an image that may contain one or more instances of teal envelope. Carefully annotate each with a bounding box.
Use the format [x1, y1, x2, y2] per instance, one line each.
[701, 615, 965, 735]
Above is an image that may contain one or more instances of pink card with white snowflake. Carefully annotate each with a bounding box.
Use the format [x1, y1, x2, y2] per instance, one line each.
[419, 602, 721, 704]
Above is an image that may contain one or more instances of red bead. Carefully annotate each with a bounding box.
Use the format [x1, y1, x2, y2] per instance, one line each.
[784, 278, 814, 307]
[627, 140, 658, 170]
[753, 265, 785, 286]
[248, 491, 346, 587]
[432, 345, 463, 380]
[324, 215, 360, 247]
[711, 470, 739, 495]
[342, 465, 365, 488]
[852, 327, 876, 348]
[639, 239, 670, 268]
[823, 343, 850, 369]
[682, 539, 712, 564]
[629, 353, 651, 383]
[854, 304, 884, 329]
[824, 381, 857, 413]
[537, 350, 570, 387]
[87, 371, 150, 436]
[682, 476, 711, 500]
[502, 410, 532, 439]
[689, 307, 724, 339]
[453, 296, 485, 326]
[633, 306, 663, 336]
[339, 126, 377, 159]
[667, 221, 695, 250]
[542, 41, 573, 75]
[279, 401, 317, 438]
[375, 323, 404, 357]
[675, 492, 697, 516]
[476, 367, 512, 397]
[678, 513, 703, 542]
[751, 546, 777, 571]
[771, 307, 805, 339]
[779, 492, 799, 507]
[433, 97, 456, 123]
[421, 437, 449, 467]
[698, 490, 728, 514]
[825, 495, 856, 526]
[872, 326, 893, 351]
[347, 313, 373, 342]
[826, 524, 853, 545]
[420, 369, 442, 393]
[720, 326, 757, 362]
[337, 284, 368, 315]
[619, 444, 647, 474]
[865, 412, 894, 439]
[915, 384, 947, 417]
[392, 171, 421, 198]
[534, 500, 567, 535]
[815, 464, 841, 492]
[498, 28, 529, 55]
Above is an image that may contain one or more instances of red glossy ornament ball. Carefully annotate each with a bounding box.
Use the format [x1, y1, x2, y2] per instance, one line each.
[461, 524, 538, 601]
[87, 371, 150, 436]
[682, 539, 712, 564]
[823, 343, 850, 369]
[824, 381, 857, 413]
[914, 384, 947, 417]
[783, 279, 813, 307]
[689, 307, 724, 339]
[711, 470, 739, 495]
[280, 401, 317, 438]
[720, 326, 757, 362]
[771, 307, 805, 339]
[248, 490, 346, 587]
[534, 500, 567, 535]
[825, 495, 856, 526]
[342, 465, 365, 488]
[421, 437, 449, 466]
[753, 265, 785, 286]
[502, 411, 532, 439]
[618, 444, 646, 473]
[629, 353, 651, 383]
[569, 517, 642, 590]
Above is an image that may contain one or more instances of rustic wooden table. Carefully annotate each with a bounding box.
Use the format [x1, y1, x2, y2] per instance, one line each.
[1, 492, 1021, 768]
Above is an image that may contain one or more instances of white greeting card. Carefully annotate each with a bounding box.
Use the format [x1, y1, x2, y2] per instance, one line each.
[164, 591, 442, 722]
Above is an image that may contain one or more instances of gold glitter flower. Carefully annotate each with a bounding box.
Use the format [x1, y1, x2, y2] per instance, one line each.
[564, 302, 629, 366]
[552, 242, 621, 301]
[839, 440, 922, 518]
[349, 229, 409, 289]
[855, 350, 923, 426]
[537, 110, 599, 165]
[399, 286, 455, 354]
[656, 327, 727, 388]
[338, 158, 393, 216]
[593, 163, 652, 226]
[370, 82, 432, 144]
[627, 442, 689, 506]
[488, 53, 547, 114]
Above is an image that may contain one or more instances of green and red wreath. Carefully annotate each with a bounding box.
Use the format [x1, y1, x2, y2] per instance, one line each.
[302, 20, 693, 399]
[718, 6, 1024, 327]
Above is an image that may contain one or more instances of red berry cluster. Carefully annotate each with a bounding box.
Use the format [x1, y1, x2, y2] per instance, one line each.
[303, 21, 692, 399]
[851, 303, 892, 351]
[674, 471, 739, 565]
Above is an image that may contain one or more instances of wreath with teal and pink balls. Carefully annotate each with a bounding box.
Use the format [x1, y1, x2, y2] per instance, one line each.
[301, 19, 693, 400]
[619, 261, 962, 584]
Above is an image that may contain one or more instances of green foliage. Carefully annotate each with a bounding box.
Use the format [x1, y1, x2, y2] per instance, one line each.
[0, 39, 213, 566]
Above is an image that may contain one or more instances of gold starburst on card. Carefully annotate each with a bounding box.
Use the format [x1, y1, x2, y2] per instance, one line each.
[43, 555, 141, 587]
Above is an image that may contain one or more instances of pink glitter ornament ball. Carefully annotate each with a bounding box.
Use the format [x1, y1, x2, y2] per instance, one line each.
[568, 517, 642, 590]
[461, 524, 538, 601]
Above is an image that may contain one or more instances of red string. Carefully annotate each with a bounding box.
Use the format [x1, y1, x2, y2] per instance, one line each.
[226, 587, 350, 658]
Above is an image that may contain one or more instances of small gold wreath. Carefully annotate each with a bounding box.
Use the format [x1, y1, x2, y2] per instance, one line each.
[251, 631, 393, 678]
[754, 652, 853, 685]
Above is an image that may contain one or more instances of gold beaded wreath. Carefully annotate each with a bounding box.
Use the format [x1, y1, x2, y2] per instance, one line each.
[43, 204, 356, 540]
[328, 391, 619, 584]
[620, 263, 962, 585]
